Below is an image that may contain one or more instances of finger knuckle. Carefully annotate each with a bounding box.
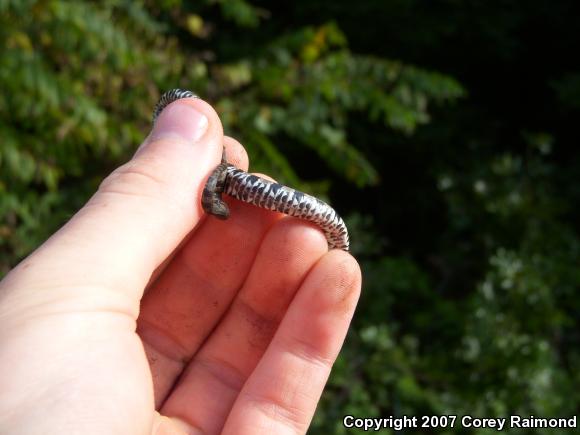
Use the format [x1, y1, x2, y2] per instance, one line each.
[98, 158, 168, 199]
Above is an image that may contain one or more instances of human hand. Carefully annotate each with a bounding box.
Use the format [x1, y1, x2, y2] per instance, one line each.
[0, 96, 361, 435]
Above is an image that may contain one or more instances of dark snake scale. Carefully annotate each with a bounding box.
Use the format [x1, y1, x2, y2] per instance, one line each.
[153, 89, 350, 251]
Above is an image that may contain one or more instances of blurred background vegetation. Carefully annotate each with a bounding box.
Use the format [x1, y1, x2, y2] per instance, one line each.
[1, 0, 579, 433]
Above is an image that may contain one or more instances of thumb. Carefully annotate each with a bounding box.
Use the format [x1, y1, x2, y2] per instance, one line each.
[1, 96, 223, 305]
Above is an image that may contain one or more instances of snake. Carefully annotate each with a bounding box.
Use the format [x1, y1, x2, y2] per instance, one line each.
[153, 89, 350, 251]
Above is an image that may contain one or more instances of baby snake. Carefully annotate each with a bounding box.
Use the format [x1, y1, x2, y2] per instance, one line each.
[153, 89, 350, 251]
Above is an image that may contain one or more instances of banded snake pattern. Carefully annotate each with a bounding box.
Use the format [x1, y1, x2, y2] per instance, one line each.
[153, 89, 350, 251]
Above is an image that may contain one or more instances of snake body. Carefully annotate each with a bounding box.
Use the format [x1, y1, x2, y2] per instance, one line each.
[153, 89, 350, 251]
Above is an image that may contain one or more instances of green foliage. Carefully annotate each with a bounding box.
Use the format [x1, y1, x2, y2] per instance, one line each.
[2, 1, 580, 433]
[211, 0, 264, 28]
[0, 0, 461, 268]
[0, 0, 182, 262]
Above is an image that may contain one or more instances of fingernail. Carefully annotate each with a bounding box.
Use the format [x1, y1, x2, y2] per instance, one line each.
[150, 101, 209, 144]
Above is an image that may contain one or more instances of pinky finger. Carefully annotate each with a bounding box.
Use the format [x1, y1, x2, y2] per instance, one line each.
[221, 250, 362, 435]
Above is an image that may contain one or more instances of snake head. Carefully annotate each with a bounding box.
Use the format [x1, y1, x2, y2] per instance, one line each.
[203, 197, 230, 220]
